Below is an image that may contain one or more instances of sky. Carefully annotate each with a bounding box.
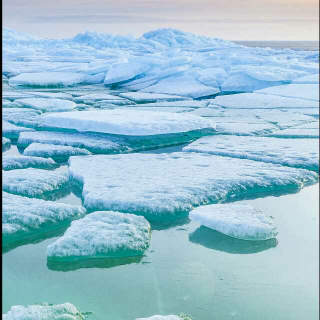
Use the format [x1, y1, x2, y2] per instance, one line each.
[3, 0, 319, 41]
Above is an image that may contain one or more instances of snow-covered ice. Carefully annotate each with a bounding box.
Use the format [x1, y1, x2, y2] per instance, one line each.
[2, 137, 11, 152]
[3, 155, 57, 170]
[291, 74, 319, 84]
[47, 211, 151, 261]
[2, 302, 89, 320]
[255, 84, 319, 101]
[182, 135, 319, 171]
[189, 203, 278, 240]
[2, 121, 35, 139]
[68, 153, 318, 219]
[3, 108, 44, 128]
[9, 72, 86, 87]
[119, 92, 189, 103]
[15, 98, 76, 112]
[23, 143, 91, 159]
[3, 168, 69, 198]
[269, 122, 320, 139]
[3, 192, 86, 242]
[43, 110, 215, 136]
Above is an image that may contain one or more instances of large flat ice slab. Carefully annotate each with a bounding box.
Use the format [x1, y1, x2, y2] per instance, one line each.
[3, 168, 69, 198]
[9, 72, 86, 87]
[2, 121, 35, 139]
[43, 110, 215, 136]
[3, 108, 44, 128]
[23, 143, 91, 159]
[68, 153, 318, 220]
[3, 192, 86, 243]
[2, 302, 89, 320]
[291, 74, 319, 84]
[255, 84, 319, 101]
[268, 122, 320, 139]
[119, 92, 189, 103]
[47, 211, 151, 261]
[3, 155, 57, 170]
[182, 135, 319, 171]
[211, 93, 319, 109]
[15, 98, 76, 112]
[189, 203, 278, 240]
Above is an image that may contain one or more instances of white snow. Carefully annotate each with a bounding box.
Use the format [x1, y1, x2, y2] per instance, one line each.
[43, 110, 216, 136]
[47, 211, 151, 260]
[23, 143, 91, 158]
[2, 302, 86, 320]
[3, 155, 57, 170]
[3, 168, 69, 198]
[3, 192, 86, 240]
[68, 153, 317, 219]
[183, 135, 319, 171]
[189, 203, 278, 240]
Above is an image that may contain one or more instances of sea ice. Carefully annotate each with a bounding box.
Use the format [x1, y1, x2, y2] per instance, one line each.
[215, 121, 277, 136]
[291, 73, 319, 84]
[269, 122, 320, 138]
[3, 168, 69, 198]
[3, 108, 44, 128]
[182, 135, 319, 171]
[68, 153, 318, 220]
[47, 211, 151, 261]
[118, 92, 189, 103]
[23, 143, 91, 159]
[136, 316, 184, 320]
[189, 203, 278, 240]
[139, 100, 209, 109]
[43, 110, 215, 135]
[3, 192, 86, 242]
[141, 75, 220, 99]
[210, 93, 319, 109]
[104, 63, 150, 85]
[14, 98, 76, 112]
[2, 121, 35, 139]
[2, 137, 11, 152]
[9, 72, 86, 87]
[3, 155, 57, 171]
[2, 302, 89, 320]
[255, 84, 319, 101]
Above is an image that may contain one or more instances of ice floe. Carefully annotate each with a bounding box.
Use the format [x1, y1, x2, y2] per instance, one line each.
[2, 137, 11, 152]
[118, 92, 189, 103]
[291, 73, 319, 84]
[43, 110, 215, 136]
[68, 153, 318, 220]
[14, 98, 76, 112]
[3, 155, 57, 170]
[189, 203, 278, 240]
[182, 135, 319, 171]
[47, 211, 151, 261]
[2, 121, 35, 139]
[2, 302, 90, 320]
[3, 192, 86, 243]
[3, 108, 44, 128]
[3, 168, 69, 198]
[269, 121, 320, 139]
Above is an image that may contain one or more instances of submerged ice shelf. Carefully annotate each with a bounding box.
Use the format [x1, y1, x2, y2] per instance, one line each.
[68, 153, 318, 220]
[47, 211, 151, 261]
[189, 203, 278, 241]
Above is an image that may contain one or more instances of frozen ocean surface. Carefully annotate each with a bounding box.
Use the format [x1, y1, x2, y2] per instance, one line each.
[2, 28, 319, 320]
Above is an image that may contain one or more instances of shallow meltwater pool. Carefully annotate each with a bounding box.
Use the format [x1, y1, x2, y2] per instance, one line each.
[2, 144, 319, 320]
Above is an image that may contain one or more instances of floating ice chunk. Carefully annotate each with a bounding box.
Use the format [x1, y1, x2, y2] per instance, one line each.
[2, 121, 35, 139]
[43, 110, 215, 136]
[3, 155, 57, 170]
[183, 135, 319, 171]
[189, 204, 278, 241]
[9, 72, 86, 87]
[141, 75, 220, 99]
[22, 91, 73, 100]
[136, 100, 208, 109]
[47, 211, 151, 261]
[118, 92, 189, 103]
[291, 74, 319, 84]
[2, 137, 11, 152]
[221, 74, 282, 92]
[3, 168, 69, 198]
[3, 108, 44, 128]
[268, 122, 320, 138]
[3, 192, 86, 243]
[104, 63, 150, 85]
[15, 98, 76, 112]
[240, 66, 309, 82]
[2, 302, 89, 320]
[211, 93, 319, 109]
[73, 92, 122, 103]
[216, 121, 277, 136]
[23, 143, 91, 159]
[68, 153, 317, 220]
[255, 84, 319, 101]
[2, 91, 33, 100]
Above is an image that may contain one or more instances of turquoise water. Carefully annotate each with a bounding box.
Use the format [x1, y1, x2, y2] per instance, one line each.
[2, 144, 319, 320]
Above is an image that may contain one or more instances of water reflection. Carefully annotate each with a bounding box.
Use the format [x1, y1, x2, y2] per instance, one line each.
[2, 225, 69, 254]
[189, 226, 278, 254]
[47, 255, 143, 272]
